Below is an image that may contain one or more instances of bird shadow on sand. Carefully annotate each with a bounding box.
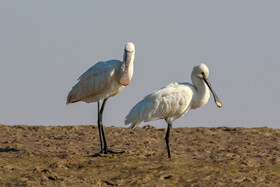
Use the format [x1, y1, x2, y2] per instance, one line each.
[0, 148, 20, 153]
[91, 150, 125, 158]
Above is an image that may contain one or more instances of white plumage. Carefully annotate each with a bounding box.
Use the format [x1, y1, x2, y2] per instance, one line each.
[67, 60, 126, 104]
[67, 42, 135, 154]
[125, 82, 194, 129]
[67, 42, 135, 104]
[125, 63, 222, 158]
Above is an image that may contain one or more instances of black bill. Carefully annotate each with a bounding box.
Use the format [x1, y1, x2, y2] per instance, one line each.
[203, 76, 222, 108]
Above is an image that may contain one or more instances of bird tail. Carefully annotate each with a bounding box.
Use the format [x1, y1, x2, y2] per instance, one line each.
[129, 121, 142, 130]
[66, 84, 81, 104]
[125, 99, 152, 129]
[124, 114, 142, 130]
[66, 93, 72, 104]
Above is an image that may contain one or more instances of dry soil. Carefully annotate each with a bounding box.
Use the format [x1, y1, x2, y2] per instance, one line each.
[0, 124, 279, 186]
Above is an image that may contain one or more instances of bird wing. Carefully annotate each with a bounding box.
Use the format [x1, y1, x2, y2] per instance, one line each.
[67, 60, 122, 103]
[125, 83, 193, 129]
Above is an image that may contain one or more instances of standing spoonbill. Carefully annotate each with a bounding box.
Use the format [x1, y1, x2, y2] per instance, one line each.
[67, 42, 135, 154]
[125, 64, 222, 158]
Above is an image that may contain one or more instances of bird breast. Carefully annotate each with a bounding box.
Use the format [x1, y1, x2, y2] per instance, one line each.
[191, 84, 210, 109]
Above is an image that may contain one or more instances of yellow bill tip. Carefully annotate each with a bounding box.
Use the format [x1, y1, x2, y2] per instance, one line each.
[216, 102, 222, 108]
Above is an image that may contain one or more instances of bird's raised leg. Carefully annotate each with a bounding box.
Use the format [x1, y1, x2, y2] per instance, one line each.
[99, 99, 124, 154]
[165, 122, 172, 158]
[97, 101, 104, 153]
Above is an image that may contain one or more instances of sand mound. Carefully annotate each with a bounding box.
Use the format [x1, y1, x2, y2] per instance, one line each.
[0, 124, 279, 186]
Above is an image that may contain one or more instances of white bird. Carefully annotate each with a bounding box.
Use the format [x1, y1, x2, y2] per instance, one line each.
[67, 42, 135, 154]
[125, 64, 222, 158]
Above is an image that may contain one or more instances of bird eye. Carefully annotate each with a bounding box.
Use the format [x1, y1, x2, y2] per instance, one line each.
[201, 72, 205, 76]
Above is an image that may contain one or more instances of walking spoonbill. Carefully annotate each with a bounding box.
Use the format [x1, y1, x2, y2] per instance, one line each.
[67, 42, 135, 154]
[125, 64, 222, 158]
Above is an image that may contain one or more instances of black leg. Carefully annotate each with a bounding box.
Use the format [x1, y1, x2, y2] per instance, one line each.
[99, 99, 108, 152]
[165, 122, 172, 158]
[99, 99, 124, 154]
[97, 101, 103, 153]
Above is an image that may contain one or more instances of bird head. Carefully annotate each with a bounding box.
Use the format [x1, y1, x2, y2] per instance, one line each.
[192, 63, 222, 108]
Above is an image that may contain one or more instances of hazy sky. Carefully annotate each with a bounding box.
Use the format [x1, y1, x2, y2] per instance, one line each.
[1, 1, 279, 128]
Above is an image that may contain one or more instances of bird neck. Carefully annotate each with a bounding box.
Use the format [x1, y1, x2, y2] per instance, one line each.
[119, 54, 134, 86]
[191, 77, 210, 109]
[124, 59, 134, 77]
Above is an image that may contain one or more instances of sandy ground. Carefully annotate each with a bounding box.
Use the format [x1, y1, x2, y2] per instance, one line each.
[0, 124, 279, 186]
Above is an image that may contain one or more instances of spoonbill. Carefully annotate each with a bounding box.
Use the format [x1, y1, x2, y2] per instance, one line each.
[125, 64, 222, 158]
[67, 42, 135, 154]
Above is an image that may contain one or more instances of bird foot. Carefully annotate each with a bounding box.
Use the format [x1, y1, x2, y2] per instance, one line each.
[104, 148, 125, 154]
